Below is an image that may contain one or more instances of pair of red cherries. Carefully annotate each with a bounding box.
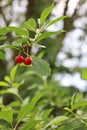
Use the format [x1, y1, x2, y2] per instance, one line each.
[15, 55, 32, 65]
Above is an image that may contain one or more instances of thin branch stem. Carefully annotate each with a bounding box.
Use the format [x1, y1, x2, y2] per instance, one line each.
[65, 108, 87, 127]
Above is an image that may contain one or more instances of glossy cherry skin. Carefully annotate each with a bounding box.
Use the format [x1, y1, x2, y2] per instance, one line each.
[24, 57, 32, 65]
[15, 55, 24, 63]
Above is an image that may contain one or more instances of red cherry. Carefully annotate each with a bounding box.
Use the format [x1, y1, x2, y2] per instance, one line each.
[24, 57, 32, 65]
[15, 55, 24, 63]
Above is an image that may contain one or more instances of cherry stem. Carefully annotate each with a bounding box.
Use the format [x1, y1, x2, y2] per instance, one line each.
[27, 47, 29, 54]
[19, 51, 22, 55]
[23, 48, 31, 57]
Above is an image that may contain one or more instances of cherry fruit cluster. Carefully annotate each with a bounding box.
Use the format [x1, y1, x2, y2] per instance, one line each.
[15, 55, 32, 65]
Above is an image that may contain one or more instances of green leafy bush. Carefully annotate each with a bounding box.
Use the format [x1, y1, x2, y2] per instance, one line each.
[0, 3, 87, 130]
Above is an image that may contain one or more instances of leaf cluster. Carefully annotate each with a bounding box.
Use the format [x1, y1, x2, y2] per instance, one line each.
[0, 3, 87, 130]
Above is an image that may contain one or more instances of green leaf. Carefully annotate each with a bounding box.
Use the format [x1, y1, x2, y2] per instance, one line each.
[0, 51, 5, 60]
[0, 88, 22, 102]
[0, 36, 7, 40]
[46, 15, 67, 27]
[37, 30, 65, 41]
[41, 109, 53, 119]
[0, 125, 3, 129]
[8, 26, 29, 37]
[63, 120, 82, 130]
[15, 28, 29, 37]
[0, 125, 10, 130]
[12, 83, 20, 88]
[17, 91, 45, 122]
[12, 82, 21, 88]
[75, 93, 83, 102]
[22, 18, 36, 31]
[1, 88, 18, 95]
[71, 93, 76, 109]
[10, 65, 18, 82]
[81, 68, 87, 80]
[72, 100, 87, 110]
[0, 26, 29, 37]
[8, 101, 21, 107]
[4, 76, 11, 83]
[64, 107, 72, 113]
[12, 38, 29, 47]
[0, 124, 10, 130]
[33, 43, 46, 49]
[32, 56, 51, 76]
[0, 110, 13, 123]
[21, 119, 40, 130]
[0, 45, 20, 50]
[0, 27, 11, 35]
[40, 3, 54, 24]
[0, 81, 9, 87]
[45, 116, 68, 128]
[2, 88, 22, 103]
